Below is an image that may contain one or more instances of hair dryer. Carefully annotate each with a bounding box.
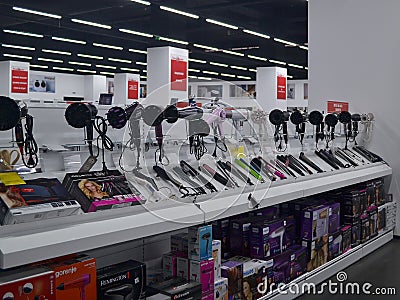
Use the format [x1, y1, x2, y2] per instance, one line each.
[206, 107, 227, 157]
[269, 109, 289, 151]
[308, 110, 325, 146]
[201, 232, 211, 256]
[57, 274, 90, 300]
[270, 226, 286, 254]
[104, 284, 133, 300]
[290, 110, 307, 145]
[324, 113, 338, 146]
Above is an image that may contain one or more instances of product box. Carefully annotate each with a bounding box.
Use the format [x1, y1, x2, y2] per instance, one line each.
[63, 170, 144, 212]
[230, 218, 252, 256]
[302, 234, 329, 272]
[248, 206, 278, 220]
[288, 245, 308, 281]
[46, 255, 97, 300]
[328, 231, 343, 261]
[171, 233, 188, 258]
[328, 202, 341, 234]
[341, 225, 352, 253]
[97, 260, 146, 300]
[202, 291, 214, 300]
[365, 182, 376, 208]
[240, 259, 270, 300]
[368, 205, 378, 238]
[212, 240, 222, 280]
[147, 279, 201, 300]
[221, 260, 243, 298]
[351, 222, 361, 247]
[250, 219, 286, 259]
[163, 253, 177, 279]
[285, 216, 297, 248]
[0, 178, 81, 225]
[212, 219, 230, 259]
[0, 267, 55, 300]
[374, 179, 386, 206]
[301, 205, 329, 241]
[377, 206, 387, 233]
[359, 189, 368, 213]
[360, 213, 370, 243]
[188, 225, 212, 261]
[214, 278, 228, 300]
[340, 190, 361, 221]
[176, 257, 189, 281]
[272, 251, 291, 285]
[189, 259, 214, 295]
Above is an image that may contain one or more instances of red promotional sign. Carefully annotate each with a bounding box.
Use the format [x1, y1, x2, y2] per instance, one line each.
[327, 101, 349, 113]
[128, 80, 139, 100]
[11, 69, 28, 94]
[277, 75, 287, 100]
[171, 58, 187, 91]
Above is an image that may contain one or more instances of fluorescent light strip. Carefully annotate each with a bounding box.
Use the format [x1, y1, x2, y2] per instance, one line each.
[13, 6, 61, 19]
[210, 62, 228, 68]
[237, 76, 251, 80]
[141, 76, 147, 79]
[193, 44, 219, 51]
[52, 36, 86, 45]
[119, 28, 153, 38]
[189, 69, 201, 73]
[2, 44, 35, 51]
[203, 70, 219, 76]
[100, 72, 115, 76]
[93, 43, 123, 50]
[287, 75, 293, 79]
[69, 61, 91, 67]
[249, 69, 257, 72]
[160, 6, 199, 19]
[42, 49, 71, 55]
[299, 45, 309, 50]
[129, 48, 147, 54]
[222, 50, 244, 57]
[30, 64, 48, 69]
[120, 67, 139, 72]
[96, 64, 116, 70]
[53, 67, 74, 72]
[269, 59, 286, 66]
[3, 53, 32, 60]
[221, 73, 236, 78]
[3, 29, 43, 38]
[38, 57, 63, 63]
[197, 76, 212, 81]
[142, 70, 147, 73]
[188, 75, 197, 79]
[243, 29, 270, 39]
[305, 67, 309, 70]
[273, 38, 297, 47]
[77, 54, 103, 60]
[288, 63, 303, 69]
[108, 58, 132, 64]
[136, 62, 147, 66]
[130, 0, 151, 5]
[248, 55, 268, 62]
[71, 19, 111, 30]
[189, 58, 207, 64]
[158, 36, 189, 45]
[77, 69, 96, 74]
[206, 19, 238, 30]
[231, 65, 247, 71]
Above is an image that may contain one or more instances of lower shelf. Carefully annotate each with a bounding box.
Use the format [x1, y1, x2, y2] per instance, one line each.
[259, 230, 394, 300]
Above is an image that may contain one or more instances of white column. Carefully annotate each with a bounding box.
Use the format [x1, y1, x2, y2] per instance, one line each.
[256, 67, 288, 113]
[0, 61, 30, 100]
[114, 73, 141, 105]
[84, 75, 107, 102]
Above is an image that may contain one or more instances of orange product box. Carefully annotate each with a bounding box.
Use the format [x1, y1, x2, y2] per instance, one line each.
[0, 266, 55, 300]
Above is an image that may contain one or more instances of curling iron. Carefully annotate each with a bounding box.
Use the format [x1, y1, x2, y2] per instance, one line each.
[172, 166, 207, 195]
[299, 152, 324, 173]
[224, 160, 255, 185]
[200, 163, 236, 189]
[180, 160, 218, 193]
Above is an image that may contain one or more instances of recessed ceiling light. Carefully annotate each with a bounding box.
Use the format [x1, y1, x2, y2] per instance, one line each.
[3, 53, 32, 60]
[136, 62, 147, 66]
[193, 44, 219, 51]
[288, 63, 304, 69]
[248, 55, 268, 62]
[142, 69, 147, 73]
[269, 59, 287, 66]
[249, 69, 257, 72]
[197, 76, 212, 81]
[305, 67, 309, 70]
[189, 69, 201, 73]
[13, 6, 61, 19]
[188, 75, 197, 79]
[38, 57, 63, 63]
[77, 54, 103, 60]
[221, 73, 236, 78]
[93, 43, 123, 50]
[53, 66, 74, 72]
[2, 44, 35, 51]
[273, 38, 297, 47]
[69, 61, 91, 67]
[77, 69, 96, 74]
[203, 70, 219, 76]
[189, 58, 207, 64]
[52, 36, 86, 44]
[71, 19, 111, 30]
[157, 36, 189, 45]
[206, 19, 238, 30]
[120, 67, 140, 72]
[96, 64, 117, 70]
[108, 58, 132, 64]
[30, 64, 48, 69]
[42, 49, 71, 55]
[100, 71, 115, 76]
[129, 48, 147, 54]
[222, 50, 244, 57]
[231, 65, 247, 71]
[130, 0, 151, 6]
[3, 29, 43, 38]
[119, 28, 153, 38]
[141, 75, 147, 79]
[243, 29, 270, 39]
[237, 76, 252, 80]
[160, 6, 199, 19]
[210, 62, 228, 68]
[287, 75, 293, 79]
[299, 45, 309, 50]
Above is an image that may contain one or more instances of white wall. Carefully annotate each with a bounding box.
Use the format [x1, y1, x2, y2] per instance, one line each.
[287, 80, 308, 108]
[309, 0, 400, 234]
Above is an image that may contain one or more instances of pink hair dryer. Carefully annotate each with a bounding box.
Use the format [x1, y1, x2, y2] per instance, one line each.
[206, 108, 227, 157]
[56, 274, 90, 300]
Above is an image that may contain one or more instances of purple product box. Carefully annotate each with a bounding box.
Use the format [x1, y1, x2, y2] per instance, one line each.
[360, 213, 370, 244]
[202, 291, 214, 300]
[163, 253, 177, 279]
[374, 179, 386, 206]
[366, 182, 376, 208]
[351, 222, 361, 247]
[288, 245, 308, 281]
[189, 258, 214, 295]
[341, 225, 352, 253]
[328, 231, 342, 261]
[328, 202, 341, 234]
[230, 218, 252, 257]
[284, 216, 297, 247]
[248, 206, 279, 220]
[341, 190, 361, 220]
[212, 219, 231, 259]
[221, 260, 243, 297]
[171, 233, 188, 258]
[272, 251, 291, 285]
[301, 205, 329, 241]
[367, 205, 378, 238]
[377, 206, 386, 233]
[250, 219, 286, 259]
[359, 189, 368, 213]
[302, 234, 329, 272]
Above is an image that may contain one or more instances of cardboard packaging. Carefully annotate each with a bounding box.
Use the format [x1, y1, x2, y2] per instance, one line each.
[176, 257, 189, 281]
[301, 205, 329, 241]
[288, 245, 308, 281]
[240, 259, 270, 300]
[250, 219, 286, 259]
[328, 202, 341, 234]
[97, 260, 146, 300]
[359, 189, 368, 213]
[171, 233, 188, 258]
[212, 240, 222, 280]
[365, 182, 376, 208]
[328, 231, 343, 261]
[212, 219, 230, 259]
[368, 205, 378, 238]
[0, 178, 81, 225]
[302, 234, 329, 272]
[46, 255, 97, 300]
[340, 190, 361, 222]
[147, 279, 201, 300]
[0, 267, 55, 300]
[230, 218, 252, 256]
[360, 213, 370, 244]
[163, 253, 177, 279]
[188, 225, 212, 261]
[341, 225, 352, 253]
[214, 277, 228, 300]
[377, 206, 387, 233]
[189, 259, 214, 295]
[248, 206, 278, 220]
[351, 222, 361, 247]
[221, 260, 243, 298]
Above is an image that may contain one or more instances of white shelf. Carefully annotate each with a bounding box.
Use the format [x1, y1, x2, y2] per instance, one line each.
[0, 162, 392, 269]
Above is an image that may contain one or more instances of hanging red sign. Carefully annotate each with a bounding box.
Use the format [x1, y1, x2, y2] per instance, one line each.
[277, 75, 287, 100]
[327, 101, 349, 113]
[128, 80, 139, 100]
[11, 69, 28, 94]
[171, 58, 187, 91]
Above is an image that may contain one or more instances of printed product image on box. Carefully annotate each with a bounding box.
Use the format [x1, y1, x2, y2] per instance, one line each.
[301, 205, 329, 241]
[360, 213, 370, 243]
[341, 225, 352, 253]
[374, 179, 386, 206]
[377, 206, 386, 233]
[328, 231, 342, 261]
[368, 206, 378, 238]
[221, 260, 243, 298]
[351, 222, 361, 247]
[212, 219, 231, 259]
[303, 234, 328, 272]
[288, 246, 308, 281]
[328, 202, 340, 234]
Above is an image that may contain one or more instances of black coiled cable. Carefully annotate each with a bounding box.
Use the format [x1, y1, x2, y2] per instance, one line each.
[22, 115, 38, 168]
[93, 116, 114, 171]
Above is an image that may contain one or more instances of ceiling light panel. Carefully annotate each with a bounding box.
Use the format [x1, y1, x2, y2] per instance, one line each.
[193, 44, 219, 51]
[189, 69, 201, 73]
[189, 58, 207, 64]
[157, 36, 189, 45]
[2, 44, 35, 51]
[96, 64, 117, 70]
[197, 76, 212, 81]
[231, 66, 247, 71]
[108, 58, 132, 64]
[93, 43, 123, 50]
[269, 59, 286, 65]
[120, 67, 140, 72]
[38, 57, 63, 63]
[221, 73, 236, 78]
[206, 19, 238, 30]
[136, 62, 147, 66]
[42, 49, 71, 55]
[288, 63, 304, 69]
[53, 67, 74, 72]
[71, 19, 111, 29]
[203, 70, 219, 76]
[243, 29, 270, 39]
[119, 28, 153, 38]
[129, 49, 147, 54]
[130, 0, 151, 5]
[77, 54, 103, 60]
[100, 72, 115, 76]
[3, 29, 43, 38]
[160, 6, 199, 19]
[69, 61, 91, 67]
[77, 69, 96, 74]
[273, 38, 297, 47]
[222, 49, 244, 56]
[237, 76, 252, 80]
[3, 53, 32, 60]
[52, 36, 86, 44]
[248, 55, 268, 61]
[210, 62, 228, 67]
[30, 64, 48, 69]
[13, 6, 62, 19]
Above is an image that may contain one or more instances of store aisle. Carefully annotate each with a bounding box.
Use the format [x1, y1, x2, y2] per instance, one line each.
[297, 239, 400, 299]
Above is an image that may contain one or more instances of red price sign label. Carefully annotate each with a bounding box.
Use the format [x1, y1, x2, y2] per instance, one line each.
[171, 59, 187, 91]
[327, 101, 349, 113]
[277, 75, 287, 100]
[128, 80, 139, 100]
[11, 69, 28, 94]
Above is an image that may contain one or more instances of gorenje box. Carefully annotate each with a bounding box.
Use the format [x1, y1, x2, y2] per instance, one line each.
[0, 178, 81, 225]
[63, 170, 144, 212]
[97, 260, 146, 300]
[0, 266, 55, 300]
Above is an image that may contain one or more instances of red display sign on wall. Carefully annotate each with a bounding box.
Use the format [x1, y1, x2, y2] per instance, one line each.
[171, 58, 187, 91]
[327, 101, 349, 113]
[11, 69, 28, 94]
[277, 75, 287, 100]
[128, 80, 139, 100]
